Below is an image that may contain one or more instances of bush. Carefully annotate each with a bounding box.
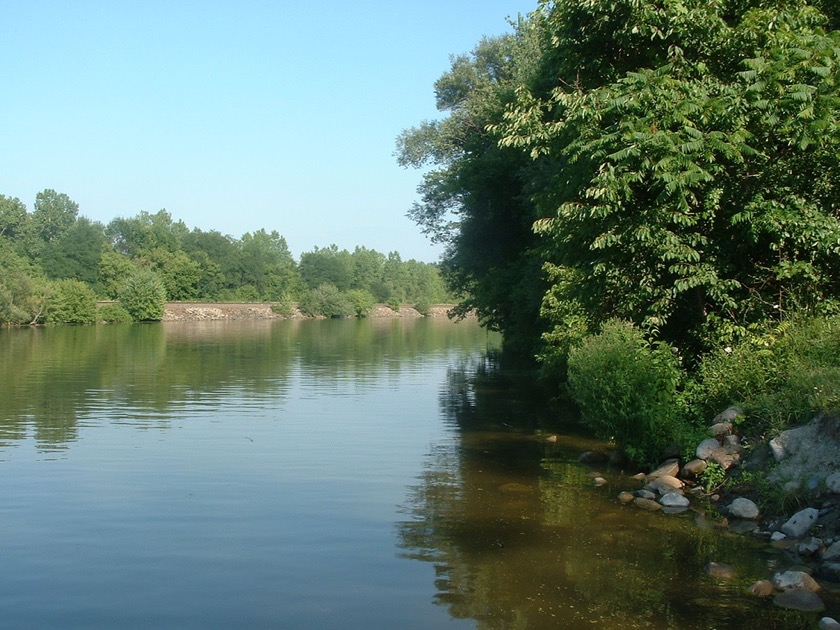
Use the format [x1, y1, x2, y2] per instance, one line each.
[347, 289, 375, 318]
[685, 317, 840, 436]
[98, 302, 133, 323]
[567, 320, 683, 466]
[270, 294, 296, 318]
[46, 279, 97, 324]
[298, 284, 353, 318]
[119, 269, 166, 321]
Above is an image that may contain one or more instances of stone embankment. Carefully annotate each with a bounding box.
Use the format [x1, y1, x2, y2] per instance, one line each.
[577, 407, 840, 620]
[160, 302, 462, 322]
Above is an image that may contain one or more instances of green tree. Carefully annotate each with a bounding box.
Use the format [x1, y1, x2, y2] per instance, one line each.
[31, 189, 79, 243]
[298, 244, 354, 291]
[0, 195, 29, 240]
[47, 279, 97, 324]
[106, 209, 188, 258]
[38, 217, 107, 287]
[119, 269, 167, 321]
[498, 0, 840, 361]
[0, 244, 48, 325]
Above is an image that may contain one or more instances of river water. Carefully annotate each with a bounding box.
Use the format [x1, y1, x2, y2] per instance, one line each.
[0, 319, 834, 628]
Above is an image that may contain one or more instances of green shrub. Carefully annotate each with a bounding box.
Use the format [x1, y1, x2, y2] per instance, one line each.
[347, 289, 375, 318]
[270, 294, 295, 318]
[119, 269, 166, 321]
[567, 319, 683, 466]
[385, 295, 401, 312]
[298, 284, 353, 318]
[98, 302, 133, 323]
[47, 279, 97, 324]
[686, 317, 840, 436]
[413, 300, 431, 316]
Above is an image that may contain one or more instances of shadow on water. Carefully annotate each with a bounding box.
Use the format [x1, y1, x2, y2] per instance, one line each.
[397, 355, 835, 629]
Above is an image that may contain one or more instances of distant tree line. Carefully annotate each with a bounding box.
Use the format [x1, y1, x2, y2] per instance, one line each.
[0, 189, 452, 325]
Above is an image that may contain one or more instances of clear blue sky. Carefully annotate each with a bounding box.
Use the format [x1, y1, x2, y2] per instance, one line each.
[1, 1, 537, 262]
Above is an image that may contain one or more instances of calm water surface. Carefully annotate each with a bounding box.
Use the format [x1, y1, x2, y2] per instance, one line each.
[0, 319, 836, 629]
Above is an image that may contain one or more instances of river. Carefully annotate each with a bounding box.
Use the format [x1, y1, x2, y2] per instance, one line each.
[0, 319, 831, 628]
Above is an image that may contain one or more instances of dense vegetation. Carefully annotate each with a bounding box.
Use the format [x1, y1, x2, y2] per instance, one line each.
[0, 192, 452, 325]
[399, 0, 840, 464]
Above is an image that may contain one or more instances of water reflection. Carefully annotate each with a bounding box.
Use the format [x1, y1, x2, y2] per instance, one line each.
[398, 360, 825, 629]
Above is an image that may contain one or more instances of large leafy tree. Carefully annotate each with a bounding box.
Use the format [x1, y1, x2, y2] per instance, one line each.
[498, 0, 840, 360]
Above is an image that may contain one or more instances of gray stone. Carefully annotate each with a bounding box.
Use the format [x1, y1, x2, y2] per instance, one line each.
[696, 438, 723, 460]
[827, 472, 840, 494]
[635, 489, 656, 500]
[723, 434, 740, 449]
[781, 507, 820, 538]
[798, 537, 823, 556]
[729, 497, 760, 520]
[818, 618, 840, 630]
[645, 475, 684, 495]
[659, 492, 690, 508]
[771, 570, 821, 592]
[823, 540, 840, 561]
[593, 477, 608, 486]
[773, 588, 825, 612]
[708, 448, 741, 470]
[729, 520, 758, 534]
[769, 437, 787, 463]
[816, 562, 840, 582]
[647, 459, 680, 481]
[713, 406, 743, 424]
[681, 459, 707, 479]
[770, 531, 787, 542]
[704, 562, 735, 579]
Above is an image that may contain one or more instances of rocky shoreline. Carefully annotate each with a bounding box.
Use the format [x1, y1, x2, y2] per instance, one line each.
[578, 408, 840, 622]
[160, 302, 465, 322]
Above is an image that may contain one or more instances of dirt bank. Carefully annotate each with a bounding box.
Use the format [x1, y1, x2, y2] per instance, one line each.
[161, 302, 464, 322]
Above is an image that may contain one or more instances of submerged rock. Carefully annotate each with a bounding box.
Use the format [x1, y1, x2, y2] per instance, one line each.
[771, 570, 821, 592]
[747, 580, 774, 597]
[660, 492, 690, 508]
[773, 588, 825, 612]
[704, 562, 735, 579]
[633, 497, 662, 512]
[617, 491, 635, 504]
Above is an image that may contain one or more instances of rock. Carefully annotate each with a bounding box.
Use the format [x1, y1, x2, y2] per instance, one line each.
[660, 492, 690, 508]
[783, 480, 801, 495]
[713, 406, 743, 424]
[723, 434, 740, 449]
[544, 434, 558, 443]
[747, 580, 774, 597]
[579, 451, 608, 464]
[696, 438, 723, 460]
[708, 449, 741, 470]
[608, 450, 628, 466]
[661, 444, 681, 460]
[770, 531, 787, 542]
[769, 437, 787, 463]
[823, 540, 840, 561]
[771, 570, 821, 592]
[646, 475, 684, 495]
[729, 520, 758, 534]
[681, 459, 707, 479]
[631, 472, 646, 481]
[729, 497, 760, 520]
[772, 588, 825, 612]
[798, 537, 823, 557]
[593, 477, 608, 486]
[633, 497, 662, 512]
[827, 472, 840, 494]
[710, 421, 733, 439]
[704, 562, 735, 579]
[819, 618, 840, 630]
[617, 491, 635, 504]
[816, 562, 840, 582]
[647, 459, 680, 481]
[636, 489, 656, 500]
[781, 507, 820, 538]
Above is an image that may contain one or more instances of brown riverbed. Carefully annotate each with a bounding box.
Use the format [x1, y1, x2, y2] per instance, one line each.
[160, 302, 465, 322]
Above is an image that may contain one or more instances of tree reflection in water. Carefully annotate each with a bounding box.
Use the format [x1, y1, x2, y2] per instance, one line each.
[397, 355, 819, 630]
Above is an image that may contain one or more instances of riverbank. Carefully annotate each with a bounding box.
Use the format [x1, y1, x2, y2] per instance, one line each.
[159, 302, 465, 322]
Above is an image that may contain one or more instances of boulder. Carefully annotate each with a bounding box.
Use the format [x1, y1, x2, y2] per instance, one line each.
[773, 588, 825, 612]
[647, 459, 680, 481]
[771, 570, 821, 592]
[696, 438, 723, 460]
[729, 497, 760, 520]
[681, 459, 707, 479]
[781, 507, 820, 538]
[797, 537, 822, 557]
[769, 436, 787, 463]
[815, 562, 840, 582]
[708, 449, 741, 470]
[713, 406, 743, 424]
[819, 618, 840, 630]
[710, 421, 733, 439]
[635, 489, 656, 500]
[659, 492, 690, 508]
